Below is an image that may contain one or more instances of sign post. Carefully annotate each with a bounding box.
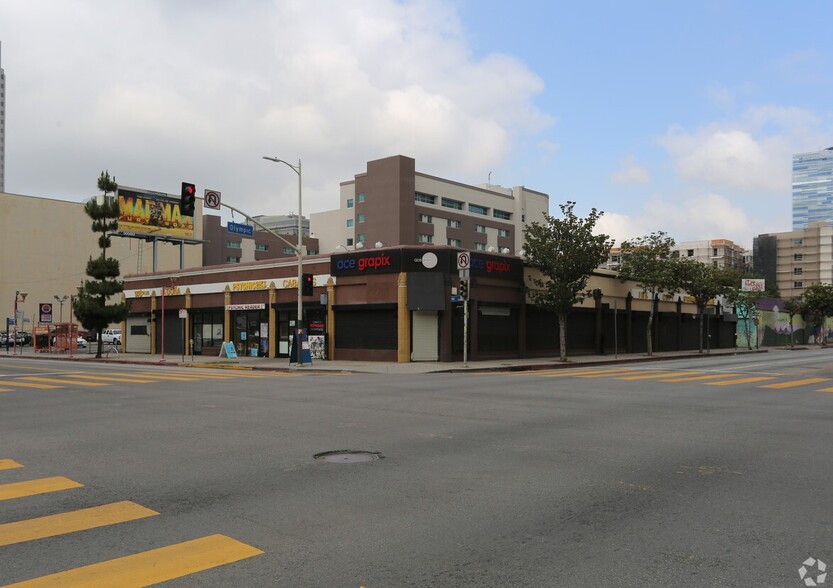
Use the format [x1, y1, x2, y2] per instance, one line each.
[457, 252, 471, 366]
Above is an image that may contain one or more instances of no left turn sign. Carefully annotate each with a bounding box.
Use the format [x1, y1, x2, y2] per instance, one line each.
[204, 189, 221, 210]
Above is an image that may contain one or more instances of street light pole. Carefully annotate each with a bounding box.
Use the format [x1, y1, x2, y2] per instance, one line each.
[54, 295, 68, 323]
[262, 156, 305, 366]
[13, 291, 27, 356]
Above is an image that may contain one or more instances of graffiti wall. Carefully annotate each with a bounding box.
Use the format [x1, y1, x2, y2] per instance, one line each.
[742, 297, 833, 348]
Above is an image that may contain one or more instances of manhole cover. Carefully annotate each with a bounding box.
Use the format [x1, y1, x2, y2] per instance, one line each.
[314, 450, 383, 463]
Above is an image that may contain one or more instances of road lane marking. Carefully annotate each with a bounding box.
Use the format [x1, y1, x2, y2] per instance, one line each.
[67, 374, 157, 384]
[759, 378, 831, 389]
[3, 533, 264, 587]
[19, 377, 108, 387]
[0, 380, 62, 389]
[573, 370, 648, 379]
[659, 373, 744, 383]
[0, 459, 23, 471]
[0, 477, 84, 501]
[0, 501, 159, 547]
[512, 368, 612, 377]
[706, 376, 777, 386]
[617, 371, 700, 380]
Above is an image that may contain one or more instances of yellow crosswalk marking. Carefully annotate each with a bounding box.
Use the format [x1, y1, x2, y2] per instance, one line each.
[760, 378, 831, 389]
[707, 376, 776, 386]
[617, 371, 700, 380]
[4, 534, 264, 587]
[574, 370, 647, 379]
[0, 477, 83, 501]
[0, 501, 158, 547]
[817, 387, 833, 393]
[540, 368, 632, 378]
[0, 380, 61, 389]
[19, 377, 108, 387]
[67, 374, 157, 384]
[659, 373, 742, 383]
[0, 388, 12, 393]
[0, 459, 23, 471]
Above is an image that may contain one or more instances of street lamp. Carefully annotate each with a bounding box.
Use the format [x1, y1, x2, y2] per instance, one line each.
[54, 295, 68, 323]
[262, 156, 305, 366]
[13, 290, 28, 355]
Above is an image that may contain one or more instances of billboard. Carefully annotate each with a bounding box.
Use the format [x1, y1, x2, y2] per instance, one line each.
[117, 187, 194, 239]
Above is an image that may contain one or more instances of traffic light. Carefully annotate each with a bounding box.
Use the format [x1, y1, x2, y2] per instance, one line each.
[302, 273, 314, 296]
[459, 279, 469, 300]
[180, 182, 196, 216]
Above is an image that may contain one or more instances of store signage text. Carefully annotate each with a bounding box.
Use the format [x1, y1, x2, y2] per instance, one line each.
[335, 254, 392, 272]
[471, 258, 512, 274]
[232, 280, 267, 291]
[226, 303, 266, 311]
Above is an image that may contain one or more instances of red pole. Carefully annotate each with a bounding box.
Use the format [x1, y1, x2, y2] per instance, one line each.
[69, 295, 74, 357]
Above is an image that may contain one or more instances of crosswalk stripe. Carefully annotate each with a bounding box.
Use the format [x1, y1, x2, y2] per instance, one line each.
[0, 501, 159, 547]
[67, 374, 157, 384]
[0, 380, 61, 389]
[617, 371, 700, 380]
[707, 376, 777, 386]
[541, 368, 633, 378]
[3, 533, 264, 587]
[19, 377, 108, 387]
[0, 459, 23, 471]
[759, 378, 831, 389]
[574, 370, 647, 379]
[0, 477, 84, 501]
[658, 373, 742, 383]
[0, 388, 12, 393]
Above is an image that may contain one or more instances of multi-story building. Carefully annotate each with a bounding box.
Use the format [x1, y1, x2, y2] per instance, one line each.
[251, 214, 311, 237]
[1, 42, 6, 193]
[792, 147, 833, 230]
[310, 155, 548, 254]
[603, 238, 748, 272]
[753, 222, 833, 299]
[202, 215, 318, 267]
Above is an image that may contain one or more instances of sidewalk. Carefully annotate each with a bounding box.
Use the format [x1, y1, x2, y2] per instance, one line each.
[2, 345, 769, 375]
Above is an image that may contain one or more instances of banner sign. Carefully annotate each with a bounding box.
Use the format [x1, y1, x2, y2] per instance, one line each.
[117, 187, 195, 239]
[39, 303, 53, 324]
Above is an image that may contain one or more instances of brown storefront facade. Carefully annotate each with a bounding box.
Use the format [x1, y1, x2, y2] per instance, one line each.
[122, 245, 739, 362]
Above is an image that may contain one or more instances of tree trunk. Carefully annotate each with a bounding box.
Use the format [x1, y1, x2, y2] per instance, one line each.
[646, 308, 654, 356]
[558, 313, 567, 362]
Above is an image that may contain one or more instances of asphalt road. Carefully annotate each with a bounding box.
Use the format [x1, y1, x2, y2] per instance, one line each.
[1, 350, 833, 587]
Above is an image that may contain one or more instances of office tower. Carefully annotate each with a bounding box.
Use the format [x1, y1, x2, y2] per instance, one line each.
[0, 42, 5, 193]
[792, 147, 833, 229]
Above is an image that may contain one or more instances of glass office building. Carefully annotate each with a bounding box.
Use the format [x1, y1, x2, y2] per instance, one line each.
[792, 147, 833, 229]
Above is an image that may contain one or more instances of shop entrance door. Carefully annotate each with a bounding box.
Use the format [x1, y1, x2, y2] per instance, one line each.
[411, 311, 439, 361]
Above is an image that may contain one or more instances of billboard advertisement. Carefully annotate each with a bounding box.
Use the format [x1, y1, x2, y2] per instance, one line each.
[117, 187, 194, 239]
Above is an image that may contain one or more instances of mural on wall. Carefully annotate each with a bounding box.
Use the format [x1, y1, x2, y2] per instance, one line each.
[742, 297, 833, 347]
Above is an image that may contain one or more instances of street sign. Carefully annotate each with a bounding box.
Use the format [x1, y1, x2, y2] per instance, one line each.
[457, 251, 470, 270]
[204, 189, 221, 210]
[228, 222, 254, 236]
[178, 308, 188, 319]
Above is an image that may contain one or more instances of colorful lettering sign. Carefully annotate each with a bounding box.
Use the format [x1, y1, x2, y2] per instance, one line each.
[117, 187, 195, 239]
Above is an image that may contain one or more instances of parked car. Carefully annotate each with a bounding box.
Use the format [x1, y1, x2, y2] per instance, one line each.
[76, 336, 88, 348]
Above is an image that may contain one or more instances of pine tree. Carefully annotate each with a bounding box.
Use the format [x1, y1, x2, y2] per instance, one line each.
[73, 171, 129, 358]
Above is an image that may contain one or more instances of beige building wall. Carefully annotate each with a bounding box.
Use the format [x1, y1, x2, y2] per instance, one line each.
[0, 192, 202, 330]
[772, 223, 833, 299]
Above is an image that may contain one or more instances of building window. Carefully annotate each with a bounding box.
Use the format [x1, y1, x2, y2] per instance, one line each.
[713, 248, 718, 256]
[795, 281, 803, 288]
[418, 214, 432, 223]
[308, 249, 318, 255]
[447, 238, 462, 247]
[469, 204, 489, 216]
[494, 209, 512, 220]
[794, 239, 803, 246]
[475, 243, 487, 251]
[225, 256, 240, 263]
[447, 219, 461, 229]
[498, 228, 510, 237]
[794, 253, 803, 261]
[417, 234, 433, 243]
[415, 192, 436, 205]
[255, 244, 269, 252]
[347, 198, 354, 208]
[475, 224, 486, 233]
[687, 249, 694, 257]
[347, 219, 354, 228]
[227, 241, 242, 249]
[347, 238, 354, 246]
[611, 255, 620, 263]
[281, 247, 294, 254]
[358, 234, 366, 243]
[358, 192, 366, 203]
[358, 214, 366, 223]
[441, 197, 464, 210]
[794, 267, 803, 275]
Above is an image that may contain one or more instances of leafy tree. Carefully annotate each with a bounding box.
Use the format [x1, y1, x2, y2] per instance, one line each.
[675, 260, 737, 353]
[73, 171, 129, 358]
[523, 201, 614, 362]
[724, 283, 765, 350]
[783, 297, 804, 349]
[800, 283, 833, 345]
[617, 231, 678, 356]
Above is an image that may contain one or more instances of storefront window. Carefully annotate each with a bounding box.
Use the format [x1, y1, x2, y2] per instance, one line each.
[192, 311, 224, 353]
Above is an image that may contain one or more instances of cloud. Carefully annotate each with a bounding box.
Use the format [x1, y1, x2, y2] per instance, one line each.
[0, 0, 553, 216]
[610, 156, 651, 186]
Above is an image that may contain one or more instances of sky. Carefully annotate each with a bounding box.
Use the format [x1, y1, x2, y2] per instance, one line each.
[1, 0, 832, 248]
